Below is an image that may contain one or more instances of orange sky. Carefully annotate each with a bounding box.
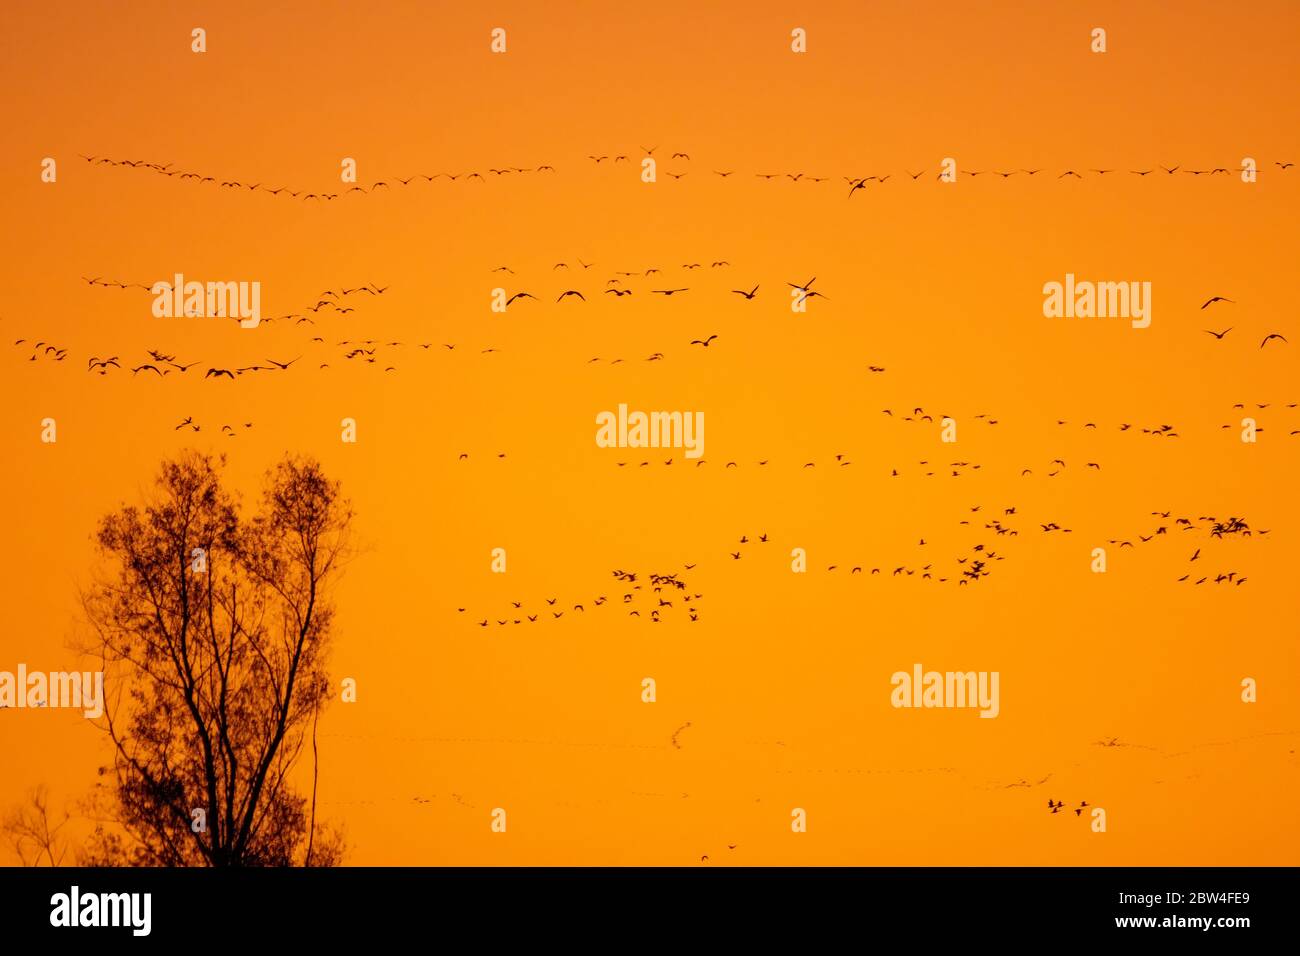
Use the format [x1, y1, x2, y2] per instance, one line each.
[1, 0, 1298, 865]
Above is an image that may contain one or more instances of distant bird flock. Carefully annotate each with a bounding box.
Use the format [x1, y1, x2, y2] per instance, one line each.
[76, 152, 1296, 203]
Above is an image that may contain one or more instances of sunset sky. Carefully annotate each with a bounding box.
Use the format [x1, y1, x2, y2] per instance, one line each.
[1, 0, 1298, 865]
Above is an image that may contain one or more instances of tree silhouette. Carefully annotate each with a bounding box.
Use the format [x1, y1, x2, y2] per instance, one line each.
[2, 786, 72, 866]
[81, 451, 351, 866]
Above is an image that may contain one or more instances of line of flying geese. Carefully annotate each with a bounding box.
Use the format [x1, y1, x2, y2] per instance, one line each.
[713, 513, 1259, 587]
[460, 568, 705, 626]
[79, 152, 1297, 203]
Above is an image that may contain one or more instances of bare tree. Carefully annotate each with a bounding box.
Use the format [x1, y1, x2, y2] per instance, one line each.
[2, 785, 71, 866]
[81, 451, 350, 866]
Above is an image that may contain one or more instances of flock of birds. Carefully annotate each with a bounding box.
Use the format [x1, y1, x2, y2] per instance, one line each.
[13, 307, 1300, 457]
[77, 153, 556, 199]
[1094, 513, 1262, 585]
[711, 509, 1266, 588]
[1195, 297, 1289, 349]
[78, 151, 1297, 204]
[20, 346, 307, 380]
[3, 269, 1279, 388]
[1047, 799, 1091, 818]
[172, 417, 254, 437]
[601, 398, 1300, 475]
[452, 509, 1265, 617]
[706, 511, 1264, 588]
[17, 154, 1291, 619]
[463, 567, 703, 627]
[37, 154, 1293, 398]
[499, 266, 825, 313]
[716, 527, 998, 585]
